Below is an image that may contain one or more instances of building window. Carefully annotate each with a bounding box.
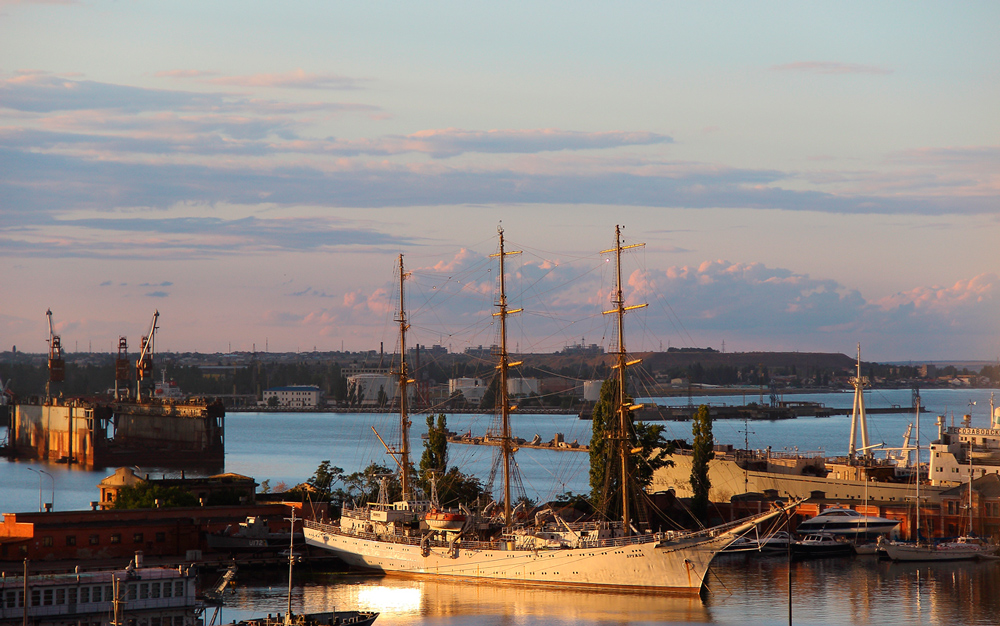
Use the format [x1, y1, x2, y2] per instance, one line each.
[111, 534, 122, 544]
[66, 535, 77, 546]
[155, 532, 166, 543]
[43, 589, 53, 606]
[163, 583, 171, 598]
[80, 587, 90, 604]
[42, 536, 54, 547]
[174, 581, 184, 597]
[93, 587, 103, 603]
[140, 583, 149, 599]
[133, 532, 144, 544]
[90, 534, 100, 545]
[31, 590, 40, 607]
[68, 588, 77, 604]
[128, 584, 137, 601]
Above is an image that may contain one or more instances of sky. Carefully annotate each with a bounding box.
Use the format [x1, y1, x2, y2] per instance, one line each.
[1, 1, 998, 361]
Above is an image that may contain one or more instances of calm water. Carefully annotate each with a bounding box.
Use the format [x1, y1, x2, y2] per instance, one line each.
[214, 555, 1000, 626]
[2, 387, 999, 625]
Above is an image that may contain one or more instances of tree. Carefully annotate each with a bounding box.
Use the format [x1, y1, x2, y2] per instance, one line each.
[376, 385, 389, 408]
[308, 460, 344, 497]
[690, 404, 714, 524]
[112, 483, 199, 509]
[589, 377, 674, 520]
[419, 414, 449, 483]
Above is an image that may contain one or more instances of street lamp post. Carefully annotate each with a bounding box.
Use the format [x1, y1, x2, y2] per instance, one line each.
[26, 468, 54, 512]
[26, 468, 42, 512]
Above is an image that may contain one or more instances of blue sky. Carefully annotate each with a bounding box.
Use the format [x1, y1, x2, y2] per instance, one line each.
[1, 1, 997, 360]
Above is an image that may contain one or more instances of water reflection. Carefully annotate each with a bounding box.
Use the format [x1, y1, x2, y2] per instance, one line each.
[215, 556, 1000, 625]
[222, 572, 712, 625]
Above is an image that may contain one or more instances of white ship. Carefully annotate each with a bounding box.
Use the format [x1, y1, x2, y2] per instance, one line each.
[651, 347, 955, 505]
[304, 227, 798, 592]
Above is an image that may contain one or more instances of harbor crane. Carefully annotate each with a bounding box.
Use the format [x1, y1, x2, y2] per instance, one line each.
[135, 310, 159, 400]
[45, 309, 65, 401]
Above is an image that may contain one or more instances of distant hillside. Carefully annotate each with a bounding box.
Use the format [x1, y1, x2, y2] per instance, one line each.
[640, 351, 856, 371]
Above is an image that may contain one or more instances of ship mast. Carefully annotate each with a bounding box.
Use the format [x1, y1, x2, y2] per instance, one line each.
[848, 342, 871, 462]
[601, 225, 646, 533]
[396, 254, 413, 501]
[491, 226, 522, 526]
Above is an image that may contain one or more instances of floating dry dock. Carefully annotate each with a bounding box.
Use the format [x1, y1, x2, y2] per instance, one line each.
[8, 396, 224, 468]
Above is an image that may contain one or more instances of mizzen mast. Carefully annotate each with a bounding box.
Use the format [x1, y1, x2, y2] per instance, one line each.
[396, 254, 413, 501]
[491, 226, 522, 526]
[601, 225, 647, 533]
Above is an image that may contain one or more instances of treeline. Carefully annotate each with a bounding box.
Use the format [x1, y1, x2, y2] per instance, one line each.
[3, 357, 997, 401]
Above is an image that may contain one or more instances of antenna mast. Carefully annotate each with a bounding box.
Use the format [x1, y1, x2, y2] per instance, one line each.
[491, 226, 522, 526]
[601, 225, 646, 533]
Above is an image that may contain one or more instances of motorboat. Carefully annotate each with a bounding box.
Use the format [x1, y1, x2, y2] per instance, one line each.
[791, 534, 854, 559]
[795, 507, 899, 539]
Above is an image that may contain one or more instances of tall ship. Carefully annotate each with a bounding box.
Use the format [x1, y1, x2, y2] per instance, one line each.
[7, 310, 224, 469]
[304, 227, 797, 592]
[650, 346, 952, 504]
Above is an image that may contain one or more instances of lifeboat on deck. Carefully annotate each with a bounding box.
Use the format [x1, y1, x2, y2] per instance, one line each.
[424, 509, 467, 532]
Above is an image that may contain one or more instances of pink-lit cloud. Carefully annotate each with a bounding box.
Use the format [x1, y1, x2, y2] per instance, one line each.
[874, 273, 997, 313]
[204, 69, 364, 90]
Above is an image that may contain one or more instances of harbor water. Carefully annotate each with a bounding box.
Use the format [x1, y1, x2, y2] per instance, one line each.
[2, 387, 999, 625]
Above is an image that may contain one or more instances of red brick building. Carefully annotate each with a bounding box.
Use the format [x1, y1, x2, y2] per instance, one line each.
[0, 502, 323, 569]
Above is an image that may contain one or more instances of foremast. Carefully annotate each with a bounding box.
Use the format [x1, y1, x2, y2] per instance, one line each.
[601, 225, 647, 533]
[491, 226, 522, 526]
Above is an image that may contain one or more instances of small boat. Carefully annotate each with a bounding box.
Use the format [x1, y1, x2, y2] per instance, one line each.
[795, 507, 899, 539]
[423, 509, 467, 532]
[722, 530, 792, 554]
[881, 535, 993, 562]
[235, 612, 378, 626]
[791, 534, 854, 559]
[224, 511, 378, 626]
[206, 515, 302, 552]
[757, 531, 793, 552]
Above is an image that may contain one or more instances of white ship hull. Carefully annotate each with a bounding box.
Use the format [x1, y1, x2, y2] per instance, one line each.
[881, 541, 982, 562]
[304, 518, 763, 592]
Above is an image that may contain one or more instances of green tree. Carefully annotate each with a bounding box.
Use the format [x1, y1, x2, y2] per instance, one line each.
[589, 377, 673, 520]
[112, 483, 199, 509]
[419, 414, 449, 484]
[690, 404, 714, 523]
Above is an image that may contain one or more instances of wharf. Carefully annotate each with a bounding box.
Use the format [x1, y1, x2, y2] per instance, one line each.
[584, 402, 925, 421]
[445, 433, 588, 452]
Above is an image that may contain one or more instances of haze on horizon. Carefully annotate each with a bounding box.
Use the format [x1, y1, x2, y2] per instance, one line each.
[1, 2, 997, 362]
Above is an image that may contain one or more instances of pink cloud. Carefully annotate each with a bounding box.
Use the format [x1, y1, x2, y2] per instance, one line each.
[204, 69, 362, 90]
[771, 61, 893, 75]
[874, 273, 997, 312]
[154, 70, 220, 79]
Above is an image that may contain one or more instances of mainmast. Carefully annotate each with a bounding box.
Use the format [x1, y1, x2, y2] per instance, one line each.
[491, 226, 522, 526]
[848, 342, 871, 462]
[601, 225, 646, 533]
[396, 254, 413, 501]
